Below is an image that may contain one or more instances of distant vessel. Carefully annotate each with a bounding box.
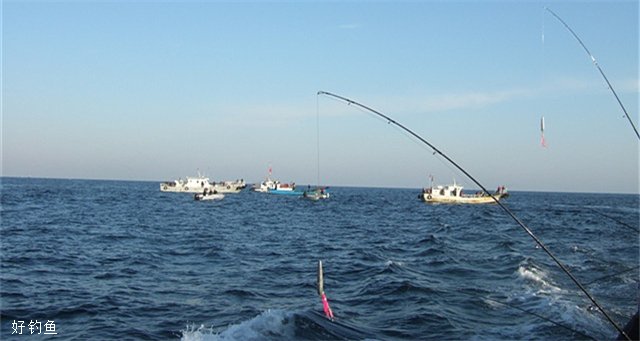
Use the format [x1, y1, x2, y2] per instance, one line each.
[268, 182, 302, 195]
[254, 178, 301, 195]
[160, 174, 212, 193]
[211, 179, 245, 193]
[253, 167, 299, 194]
[253, 178, 276, 192]
[421, 180, 508, 204]
[303, 187, 330, 201]
[160, 174, 245, 193]
[194, 189, 224, 201]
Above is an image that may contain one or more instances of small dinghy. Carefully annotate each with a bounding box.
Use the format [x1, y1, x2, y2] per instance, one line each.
[194, 189, 224, 201]
[303, 187, 330, 201]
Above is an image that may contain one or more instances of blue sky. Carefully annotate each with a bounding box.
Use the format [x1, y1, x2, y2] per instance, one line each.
[2, 1, 638, 193]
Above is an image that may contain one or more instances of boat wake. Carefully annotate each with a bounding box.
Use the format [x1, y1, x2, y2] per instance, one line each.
[180, 309, 372, 341]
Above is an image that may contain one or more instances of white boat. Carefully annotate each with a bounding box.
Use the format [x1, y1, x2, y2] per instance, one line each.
[160, 175, 212, 193]
[160, 174, 244, 194]
[253, 178, 275, 192]
[252, 167, 297, 193]
[211, 179, 245, 193]
[421, 180, 508, 204]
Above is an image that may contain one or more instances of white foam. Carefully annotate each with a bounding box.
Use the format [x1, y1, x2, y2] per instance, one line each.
[517, 265, 562, 293]
[181, 324, 214, 341]
[181, 309, 295, 341]
[384, 260, 404, 267]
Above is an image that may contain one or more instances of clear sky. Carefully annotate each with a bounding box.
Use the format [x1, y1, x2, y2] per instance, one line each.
[2, 0, 638, 194]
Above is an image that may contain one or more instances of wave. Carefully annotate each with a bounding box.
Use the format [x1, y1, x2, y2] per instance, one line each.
[516, 264, 562, 293]
[181, 309, 295, 341]
[383, 260, 404, 269]
[181, 309, 373, 341]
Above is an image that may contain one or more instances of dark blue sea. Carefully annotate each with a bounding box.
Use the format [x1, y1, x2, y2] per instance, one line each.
[1, 177, 638, 340]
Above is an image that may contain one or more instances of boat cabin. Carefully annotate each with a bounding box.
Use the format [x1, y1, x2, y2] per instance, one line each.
[428, 184, 464, 198]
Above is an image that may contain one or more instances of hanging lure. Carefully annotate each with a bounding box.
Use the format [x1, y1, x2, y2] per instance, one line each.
[540, 116, 547, 148]
[317, 260, 334, 320]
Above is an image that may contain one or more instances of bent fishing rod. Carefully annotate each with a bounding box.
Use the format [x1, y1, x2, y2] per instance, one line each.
[545, 7, 639, 141]
[317, 90, 631, 340]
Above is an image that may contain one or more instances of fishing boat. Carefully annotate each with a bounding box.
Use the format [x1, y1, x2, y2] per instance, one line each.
[160, 174, 244, 194]
[303, 187, 330, 201]
[160, 174, 212, 193]
[253, 178, 302, 195]
[253, 167, 300, 194]
[421, 180, 508, 204]
[268, 182, 304, 195]
[253, 178, 276, 192]
[211, 179, 245, 193]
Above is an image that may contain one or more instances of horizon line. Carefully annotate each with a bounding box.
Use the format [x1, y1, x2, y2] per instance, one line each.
[1, 175, 638, 196]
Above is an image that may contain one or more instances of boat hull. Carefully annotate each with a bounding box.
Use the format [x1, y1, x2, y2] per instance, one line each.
[303, 190, 330, 201]
[268, 189, 304, 196]
[160, 182, 208, 193]
[421, 193, 505, 204]
[211, 184, 242, 194]
[194, 193, 225, 201]
[160, 182, 242, 193]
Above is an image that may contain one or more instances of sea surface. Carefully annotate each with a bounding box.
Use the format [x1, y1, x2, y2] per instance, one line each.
[1, 177, 638, 340]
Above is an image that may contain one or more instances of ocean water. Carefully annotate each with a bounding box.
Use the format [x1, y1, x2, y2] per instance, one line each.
[1, 177, 638, 340]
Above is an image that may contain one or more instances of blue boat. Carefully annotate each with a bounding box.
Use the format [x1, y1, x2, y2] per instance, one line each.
[268, 188, 304, 196]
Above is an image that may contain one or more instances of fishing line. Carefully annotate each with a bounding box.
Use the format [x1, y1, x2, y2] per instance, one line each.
[317, 90, 631, 340]
[319, 94, 465, 186]
[383, 119, 471, 189]
[588, 208, 640, 234]
[379, 113, 464, 182]
[584, 265, 640, 287]
[545, 7, 640, 141]
[541, 6, 545, 47]
[316, 94, 321, 187]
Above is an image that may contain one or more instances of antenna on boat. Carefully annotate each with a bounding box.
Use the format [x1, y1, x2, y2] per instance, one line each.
[317, 90, 631, 340]
[545, 7, 639, 141]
